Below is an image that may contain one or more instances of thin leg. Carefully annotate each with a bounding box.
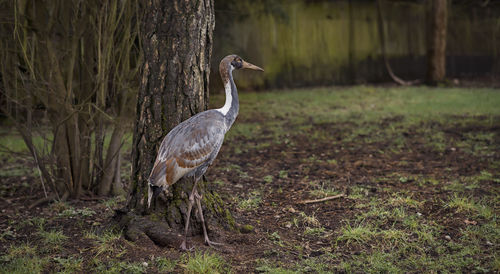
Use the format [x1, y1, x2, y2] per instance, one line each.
[194, 189, 223, 247]
[180, 179, 198, 251]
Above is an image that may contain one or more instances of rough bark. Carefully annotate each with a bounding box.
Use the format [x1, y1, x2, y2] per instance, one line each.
[122, 0, 229, 248]
[427, 0, 448, 85]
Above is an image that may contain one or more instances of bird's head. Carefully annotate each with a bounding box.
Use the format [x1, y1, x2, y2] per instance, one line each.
[220, 55, 264, 75]
[230, 55, 264, 71]
[147, 182, 169, 208]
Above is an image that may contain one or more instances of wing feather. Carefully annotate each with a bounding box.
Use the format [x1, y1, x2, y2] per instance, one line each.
[148, 110, 226, 187]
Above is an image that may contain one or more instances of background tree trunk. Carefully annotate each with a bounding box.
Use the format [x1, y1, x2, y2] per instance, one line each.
[122, 0, 228, 247]
[376, 0, 416, 86]
[427, 0, 448, 84]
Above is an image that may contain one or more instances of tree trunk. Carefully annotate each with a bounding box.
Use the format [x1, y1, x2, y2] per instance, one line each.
[112, 152, 126, 197]
[427, 0, 448, 85]
[98, 124, 125, 196]
[120, 0, 231, 248]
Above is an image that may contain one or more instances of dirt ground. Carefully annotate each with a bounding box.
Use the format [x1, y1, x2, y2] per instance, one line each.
[207, 116, 500, 272]
[1, 87, 499, 273]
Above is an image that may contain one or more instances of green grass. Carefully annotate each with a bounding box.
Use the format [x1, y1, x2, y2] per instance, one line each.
[0, 243, 48, 274]
[38, 229, 68, 249]
[184, 251, 229, 273]
[337, 222, 377, 244]
[213, 85, 499, 272]
[221, 86, 500, 126]
[304, 227, 326, 237]
[237, 190, 262, 211]
[92, 260, 147, 274]
[0, 131, 48, 159]
[278, 170, 288, 179]
[213, 87, 500, 161]
[308, 181, 341, 198]
[263, 175, 273, 183]
[154, 257, 177, 272]
[0, 86, 498, 273]
[0, 167, 35, 177]
[223, 84, 500, 272]
[54, 257, 83, 273]
[388, 193, 423, 209]
[445, 194, 478, 213]
[102, 195, 127, 209]
[85, 229, 124, 257]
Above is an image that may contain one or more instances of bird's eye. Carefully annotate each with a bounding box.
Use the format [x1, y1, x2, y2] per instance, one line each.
[231, 58, 243, 69]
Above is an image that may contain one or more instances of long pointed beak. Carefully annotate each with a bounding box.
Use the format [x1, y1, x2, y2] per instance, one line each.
[242, 60, 264, 72]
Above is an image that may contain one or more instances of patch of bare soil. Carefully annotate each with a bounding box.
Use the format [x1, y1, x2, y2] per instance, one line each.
[204, 117, 499, 272]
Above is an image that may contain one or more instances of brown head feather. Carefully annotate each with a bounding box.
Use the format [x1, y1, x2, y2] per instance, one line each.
[219, 54, 237, 85]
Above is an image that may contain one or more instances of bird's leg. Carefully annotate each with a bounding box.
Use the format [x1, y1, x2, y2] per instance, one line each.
[180, 179, 198, 251]
[193, 188, 223, 247]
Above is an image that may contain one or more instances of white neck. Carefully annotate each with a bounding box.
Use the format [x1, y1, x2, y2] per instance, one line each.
[217, 82, 232, 115]
[217, 65, 234, 116]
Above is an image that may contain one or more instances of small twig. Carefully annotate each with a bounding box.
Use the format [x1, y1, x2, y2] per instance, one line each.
[28, 194, 57, 209]
[28, 191, 69, 209]
[298, 194, 345, 204]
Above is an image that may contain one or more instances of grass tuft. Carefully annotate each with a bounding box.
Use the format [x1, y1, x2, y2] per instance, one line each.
[184, 251, 228, 274]
[445, 194, 477, 213]
[154, 256, 177, 272]
[237, 190, 262, 211]
[337, 222, 377, 244]
[38, 229, 68, 248]
[85, 229, 124, 258]
[299, 212, 321, 227]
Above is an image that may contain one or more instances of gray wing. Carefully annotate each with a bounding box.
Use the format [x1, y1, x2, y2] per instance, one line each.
[149, 110, 226, 188]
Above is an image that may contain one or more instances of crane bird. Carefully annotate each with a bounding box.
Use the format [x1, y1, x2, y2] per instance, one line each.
[147, 55, 263, 250]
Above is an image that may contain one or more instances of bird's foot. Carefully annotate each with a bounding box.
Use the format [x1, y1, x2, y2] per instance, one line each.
[180, 240, 194, 252]
[205, 238, 224, 248]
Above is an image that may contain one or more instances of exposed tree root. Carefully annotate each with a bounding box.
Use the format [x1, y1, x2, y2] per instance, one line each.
[115, 179, 234, 250]
[113, 208, 184, 248]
